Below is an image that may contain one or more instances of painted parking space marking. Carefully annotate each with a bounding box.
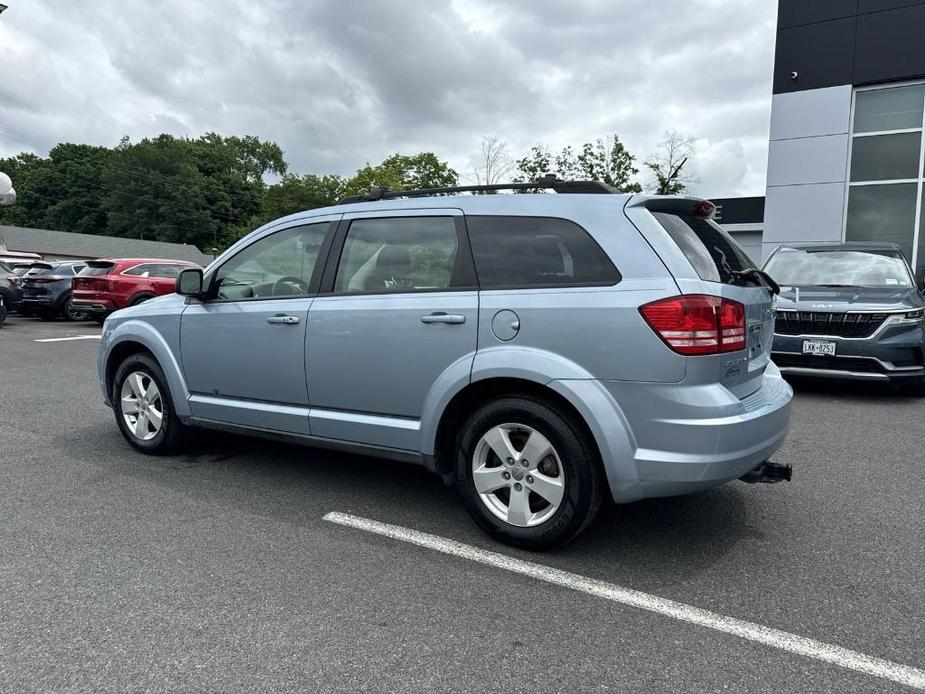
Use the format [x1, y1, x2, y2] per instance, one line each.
[33, 335, 102, 343]
[324, 511, 925, 691]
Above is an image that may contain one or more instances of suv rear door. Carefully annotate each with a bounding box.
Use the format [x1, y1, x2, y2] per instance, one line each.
[305, 209, 478, 450]
[625, 197, 775, 398]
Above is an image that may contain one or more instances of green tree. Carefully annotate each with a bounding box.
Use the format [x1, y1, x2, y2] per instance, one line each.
[645, 131, 697, 196]
[260, 173, 346, 221]
[342, 152, 458, 197]
[514, 135, 642, 192]
[102, 134, 217, 247]
[512, 144, 554, 184]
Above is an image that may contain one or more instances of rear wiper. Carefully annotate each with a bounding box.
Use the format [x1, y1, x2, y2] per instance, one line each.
[729, 268, 780, 295]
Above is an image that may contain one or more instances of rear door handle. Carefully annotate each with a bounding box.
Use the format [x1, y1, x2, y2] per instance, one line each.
[421, 312, 466, 325]
[266, 315, 300, 325]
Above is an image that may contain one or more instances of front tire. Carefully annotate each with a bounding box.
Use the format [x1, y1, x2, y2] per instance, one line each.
[112, 353, 189, 454]
[456, 396, 603, 550]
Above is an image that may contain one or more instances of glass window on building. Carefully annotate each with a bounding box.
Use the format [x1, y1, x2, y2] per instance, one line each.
[846, 84, 925, 281]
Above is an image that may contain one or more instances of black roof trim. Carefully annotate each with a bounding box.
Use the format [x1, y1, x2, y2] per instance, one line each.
[337, 175, 619, 205]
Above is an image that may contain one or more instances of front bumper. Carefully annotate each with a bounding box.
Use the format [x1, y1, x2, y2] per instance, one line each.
[772, 321, 925, 383]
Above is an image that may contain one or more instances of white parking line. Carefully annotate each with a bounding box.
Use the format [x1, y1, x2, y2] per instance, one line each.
[324, 511, 925, 691]
[33, 335, 102, 343]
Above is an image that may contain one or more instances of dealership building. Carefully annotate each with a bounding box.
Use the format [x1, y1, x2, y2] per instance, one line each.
[716, 0, 925, 278]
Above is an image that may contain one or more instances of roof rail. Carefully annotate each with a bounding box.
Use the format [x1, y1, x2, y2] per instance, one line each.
[336, 174, 619, 205]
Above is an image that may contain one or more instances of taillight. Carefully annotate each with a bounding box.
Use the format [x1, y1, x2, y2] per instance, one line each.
[35, 275, 65, 283]
[8, 277, 20, 287]
[639, 295, 746, 356]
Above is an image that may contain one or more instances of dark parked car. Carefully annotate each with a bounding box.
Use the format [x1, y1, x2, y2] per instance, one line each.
[764, 242, 925, 392]
[20, 260, 88, 320]
[0, 261, 23, 316]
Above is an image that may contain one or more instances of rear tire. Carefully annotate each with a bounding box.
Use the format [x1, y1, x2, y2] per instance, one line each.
[455, 396, 603, 550]
[130, 294, 154, 307]
[63, 296, 86, 321]
[112, 353, 190, 454]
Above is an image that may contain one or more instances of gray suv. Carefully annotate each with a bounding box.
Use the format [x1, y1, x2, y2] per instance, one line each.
[764, 242, 925, 392]
[98, 180, 792, 548]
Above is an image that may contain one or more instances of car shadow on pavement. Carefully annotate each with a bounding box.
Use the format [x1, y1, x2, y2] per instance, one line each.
[101, 424, 752, 585]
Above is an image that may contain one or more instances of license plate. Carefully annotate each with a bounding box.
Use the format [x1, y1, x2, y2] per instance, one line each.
[802, 339, 836, 356]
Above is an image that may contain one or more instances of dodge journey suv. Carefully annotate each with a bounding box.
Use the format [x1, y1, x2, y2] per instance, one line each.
[97, 179, 792, 548]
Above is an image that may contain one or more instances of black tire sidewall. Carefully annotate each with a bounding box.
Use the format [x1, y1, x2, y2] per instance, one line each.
[112, 354, 182, 454]
[456, 396, 601, 549]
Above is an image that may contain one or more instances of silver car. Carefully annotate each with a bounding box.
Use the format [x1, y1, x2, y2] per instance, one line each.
[98, 180, 792, 548]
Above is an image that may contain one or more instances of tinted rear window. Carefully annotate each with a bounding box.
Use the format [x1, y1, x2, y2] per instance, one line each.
[79, 263, 116, 277]
[653, 212, 755, 283]
[466, 216, 620, 289]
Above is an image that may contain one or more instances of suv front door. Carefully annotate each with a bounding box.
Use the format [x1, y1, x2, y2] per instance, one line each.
[180, 218, 337, 433]
[306, 210, 478, 450]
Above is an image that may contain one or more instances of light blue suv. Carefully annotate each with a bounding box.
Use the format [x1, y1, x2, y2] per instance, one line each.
[98, 179, 792, 548]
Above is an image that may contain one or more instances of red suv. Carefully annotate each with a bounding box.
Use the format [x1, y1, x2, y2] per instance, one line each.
[71, 258, 201, 320]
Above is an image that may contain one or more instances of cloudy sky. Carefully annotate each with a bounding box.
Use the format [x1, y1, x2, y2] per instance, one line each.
[0, 0, 777, 197]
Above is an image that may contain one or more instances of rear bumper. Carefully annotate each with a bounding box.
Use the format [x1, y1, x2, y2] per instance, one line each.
[21, 296, 59, 311]
[70, 300, 115, 315]
[574, 364, 793, 503]
[772, 325, 925, 383]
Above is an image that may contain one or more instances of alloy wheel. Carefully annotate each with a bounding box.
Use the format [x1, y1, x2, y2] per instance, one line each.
[471, 423, 565, 527]
[120, 371, 164, 441]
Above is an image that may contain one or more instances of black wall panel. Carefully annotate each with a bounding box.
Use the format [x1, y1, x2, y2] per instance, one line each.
[778, 0, 858, 29]
[773, 18, 858, 94]
[855, 4, 925, 84]
[859, 0, 925, 13]
[774, 0, 925, 93]
[711, 197, 765, 225]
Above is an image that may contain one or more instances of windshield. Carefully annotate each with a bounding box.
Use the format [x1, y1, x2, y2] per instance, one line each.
[764, 248, 914, 288]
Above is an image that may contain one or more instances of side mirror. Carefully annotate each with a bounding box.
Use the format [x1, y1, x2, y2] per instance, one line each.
[176, 267, 204, 297]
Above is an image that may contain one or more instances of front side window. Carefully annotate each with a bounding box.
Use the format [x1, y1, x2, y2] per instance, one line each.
[466, 216, 619, 289]
[214, 223, 329, 300]
[334, 217, 459, 293]
[764, 248, 913, 289]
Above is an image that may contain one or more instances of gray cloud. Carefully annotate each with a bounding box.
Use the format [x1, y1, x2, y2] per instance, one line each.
[0, 0, 775, 195]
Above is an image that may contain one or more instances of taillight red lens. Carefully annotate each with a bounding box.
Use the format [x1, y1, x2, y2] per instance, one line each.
[639, 295, 746, 356]
[35, 275, 65, 283]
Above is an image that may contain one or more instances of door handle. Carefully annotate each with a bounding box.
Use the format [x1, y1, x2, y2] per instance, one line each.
[421, 312, 466, 325]
[266, 315, 300, 325]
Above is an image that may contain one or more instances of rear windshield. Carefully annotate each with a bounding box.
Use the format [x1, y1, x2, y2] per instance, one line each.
[764, 248, 914, 288]
[79, 262, 116, 277]
[652, 212, 755, 283]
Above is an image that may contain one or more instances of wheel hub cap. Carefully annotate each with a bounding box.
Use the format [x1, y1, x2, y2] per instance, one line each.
[471, 423, 565, 528]
[120, 371, 164, 441]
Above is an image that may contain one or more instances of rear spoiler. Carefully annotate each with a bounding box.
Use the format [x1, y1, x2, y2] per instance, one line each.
[625, 195, 717, 219]
[86, 260, 116, 268]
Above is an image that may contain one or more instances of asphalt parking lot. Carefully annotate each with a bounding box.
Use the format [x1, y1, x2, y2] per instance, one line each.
[1, 315, 924, 693]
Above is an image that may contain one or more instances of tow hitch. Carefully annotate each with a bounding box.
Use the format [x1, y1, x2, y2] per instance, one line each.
[739, 461, 792, 484]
